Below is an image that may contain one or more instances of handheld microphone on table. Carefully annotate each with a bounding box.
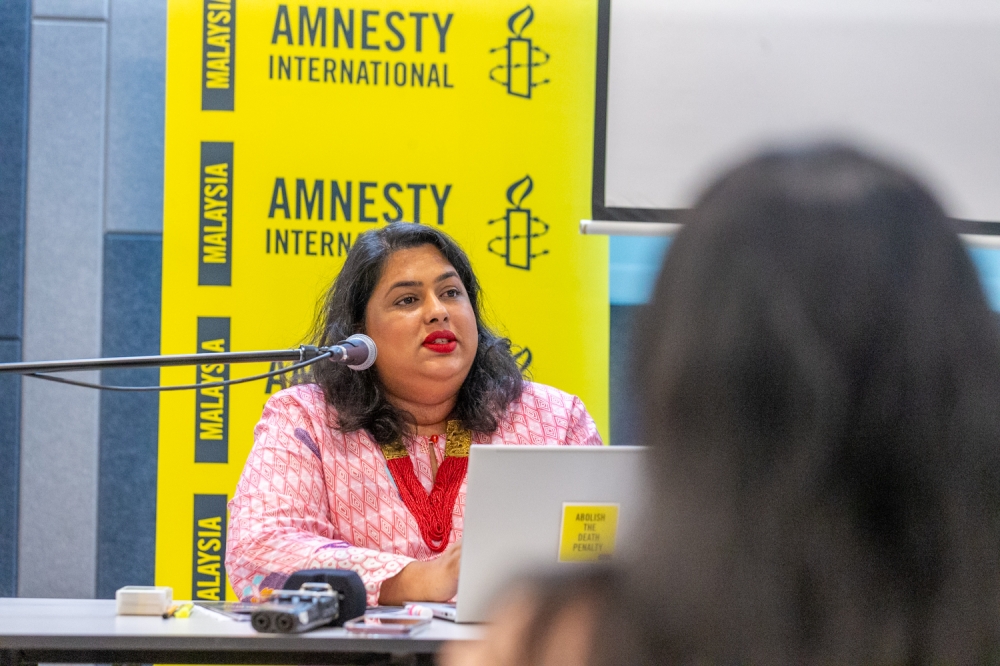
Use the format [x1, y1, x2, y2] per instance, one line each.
[0, 334, 377, 392]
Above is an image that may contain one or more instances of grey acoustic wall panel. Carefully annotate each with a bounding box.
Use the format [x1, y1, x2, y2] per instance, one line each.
[20, 18, 107, 598]
[105, 0, 165, 233]
[32, 0, 108, 20]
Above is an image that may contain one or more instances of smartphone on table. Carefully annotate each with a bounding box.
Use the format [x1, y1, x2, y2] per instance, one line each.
[343, 615, 431, 636]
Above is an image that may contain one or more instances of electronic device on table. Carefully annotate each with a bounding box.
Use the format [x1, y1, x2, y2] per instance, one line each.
[425, 445, 648, 623]
[196, 568, 367, 633]
[343, 614, 431, 636]
[193, 601, 259, 620]
[412, 601, 457, 621]
[250, 582, 342, 633]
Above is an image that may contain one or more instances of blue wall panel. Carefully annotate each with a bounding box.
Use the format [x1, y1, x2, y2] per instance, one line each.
[607, 238, 1000, 447]
[0, 0, 30, 598]
[0, 0, 29, 340]
[609, 236, 670, 306]
[0, 341, 22, 597]
[609, 236, 668, 444]
[96, 233, 162, 597]
[609, 306, 642, 446]
[969, 247, 1000, 312]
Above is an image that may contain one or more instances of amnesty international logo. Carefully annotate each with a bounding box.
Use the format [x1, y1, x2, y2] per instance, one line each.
[488, 175, 549, 270]
[489, 6, 550, 98]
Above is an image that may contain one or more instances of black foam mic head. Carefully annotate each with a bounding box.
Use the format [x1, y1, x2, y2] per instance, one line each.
[282, 568, 367, 624]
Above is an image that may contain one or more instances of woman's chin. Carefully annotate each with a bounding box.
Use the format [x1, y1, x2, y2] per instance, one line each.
[413, 357, 472, 384]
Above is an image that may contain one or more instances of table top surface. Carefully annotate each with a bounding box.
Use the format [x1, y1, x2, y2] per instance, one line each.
[0, 598, 482, 655]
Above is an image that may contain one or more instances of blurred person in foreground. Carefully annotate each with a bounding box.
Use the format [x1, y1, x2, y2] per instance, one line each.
[444, 144, 1000, 665]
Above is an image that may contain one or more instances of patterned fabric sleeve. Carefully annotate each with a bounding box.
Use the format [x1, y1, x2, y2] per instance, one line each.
[562, 389, 604, 446]
[226, 391, 413, 606]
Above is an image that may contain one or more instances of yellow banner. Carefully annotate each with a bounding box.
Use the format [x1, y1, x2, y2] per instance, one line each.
[157, 0, 607, 600]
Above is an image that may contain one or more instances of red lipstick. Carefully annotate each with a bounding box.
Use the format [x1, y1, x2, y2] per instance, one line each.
[423, 329, 457, 354]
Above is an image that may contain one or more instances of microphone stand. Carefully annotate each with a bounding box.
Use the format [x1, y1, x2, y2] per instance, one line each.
[0, 346, 336, 392]
[0, 346, 326, 375]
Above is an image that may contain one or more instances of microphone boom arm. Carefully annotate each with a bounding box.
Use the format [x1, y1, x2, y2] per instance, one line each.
[0, 334, 375, 392]
[0, 346, 328, 375]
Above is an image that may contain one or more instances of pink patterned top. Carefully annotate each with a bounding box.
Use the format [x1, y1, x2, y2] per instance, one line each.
[226, 381, 603, 606]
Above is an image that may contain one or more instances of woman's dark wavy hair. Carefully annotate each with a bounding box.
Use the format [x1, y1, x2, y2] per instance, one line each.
[309, 223, 524, 446]
[592, 145, 1000, 665]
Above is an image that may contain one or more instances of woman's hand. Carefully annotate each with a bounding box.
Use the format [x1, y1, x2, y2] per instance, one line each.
[379, 541, 461, 605]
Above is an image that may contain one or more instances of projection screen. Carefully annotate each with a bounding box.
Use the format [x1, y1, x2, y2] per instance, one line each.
[596, 0, 1000, 226]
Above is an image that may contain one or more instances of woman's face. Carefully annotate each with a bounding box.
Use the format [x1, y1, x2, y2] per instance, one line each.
[364, 244, 479, 411]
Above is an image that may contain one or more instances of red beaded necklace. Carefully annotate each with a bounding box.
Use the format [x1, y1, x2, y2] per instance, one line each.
[382, 420, 471, 553]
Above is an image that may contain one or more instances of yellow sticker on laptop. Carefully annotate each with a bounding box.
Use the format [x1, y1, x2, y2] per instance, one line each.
[558, 504, 619, 562]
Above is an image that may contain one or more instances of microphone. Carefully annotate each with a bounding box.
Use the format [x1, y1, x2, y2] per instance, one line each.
[331, 334, 377, 371]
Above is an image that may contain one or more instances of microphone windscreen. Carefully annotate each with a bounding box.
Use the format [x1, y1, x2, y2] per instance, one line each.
[344, 334, 377, 371]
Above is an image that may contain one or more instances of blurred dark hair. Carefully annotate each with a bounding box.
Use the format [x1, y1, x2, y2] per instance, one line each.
[611, 145, 1000, 664]
[309, 223, 523, 446]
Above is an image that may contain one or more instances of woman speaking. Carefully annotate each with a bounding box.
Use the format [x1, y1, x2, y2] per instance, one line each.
[226, 224, 602, 606]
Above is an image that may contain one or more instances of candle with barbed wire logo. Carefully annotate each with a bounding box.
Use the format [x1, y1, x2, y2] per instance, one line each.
[490, 5, 550, 99]
[488, 175, 549, 270]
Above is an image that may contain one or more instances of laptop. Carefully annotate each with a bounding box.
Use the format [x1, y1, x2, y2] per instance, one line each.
[413, 445, 647, 623]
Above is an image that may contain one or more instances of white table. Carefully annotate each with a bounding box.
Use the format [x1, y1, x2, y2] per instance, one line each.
[0, 598, 482, 665]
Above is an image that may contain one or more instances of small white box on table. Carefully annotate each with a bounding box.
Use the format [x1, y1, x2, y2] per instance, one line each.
[115, 586, 173, 615]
